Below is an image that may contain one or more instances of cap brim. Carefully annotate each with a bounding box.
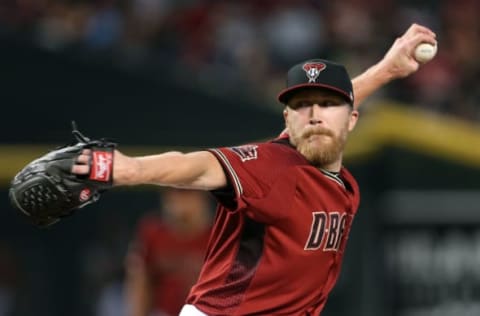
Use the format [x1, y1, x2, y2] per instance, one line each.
[277, 83, 353, 105]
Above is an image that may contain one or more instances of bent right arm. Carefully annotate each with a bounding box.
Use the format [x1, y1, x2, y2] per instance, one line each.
[352, 23, 437, 108]
[74, 149, 228, 191]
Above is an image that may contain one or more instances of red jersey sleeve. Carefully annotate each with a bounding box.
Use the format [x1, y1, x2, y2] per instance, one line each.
[208, 142, 301, 223]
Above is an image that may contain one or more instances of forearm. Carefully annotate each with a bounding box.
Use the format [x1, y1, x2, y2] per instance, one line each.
[352, 62, 394, 109]
[114, 151, 187, 186]
[113, 150, 227, 190]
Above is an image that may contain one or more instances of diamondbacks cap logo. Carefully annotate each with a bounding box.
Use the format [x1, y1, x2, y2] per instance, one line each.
[302, 62, 326, 83]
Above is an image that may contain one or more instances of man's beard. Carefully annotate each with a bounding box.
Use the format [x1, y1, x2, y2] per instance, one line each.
[289, 125, 348, 167]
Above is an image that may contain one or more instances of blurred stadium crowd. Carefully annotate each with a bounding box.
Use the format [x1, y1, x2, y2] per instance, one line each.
[1, 0, 479, 119]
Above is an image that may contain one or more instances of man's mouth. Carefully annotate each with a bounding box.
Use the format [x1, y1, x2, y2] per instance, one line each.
[307, 133, 330, 141]
[304, 129, 333, 139]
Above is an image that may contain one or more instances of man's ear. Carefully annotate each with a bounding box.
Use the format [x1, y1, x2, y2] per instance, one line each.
[348, 110, 359, 132]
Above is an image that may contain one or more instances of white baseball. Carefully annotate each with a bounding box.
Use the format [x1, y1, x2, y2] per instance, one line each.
[414, 43, 437, 63]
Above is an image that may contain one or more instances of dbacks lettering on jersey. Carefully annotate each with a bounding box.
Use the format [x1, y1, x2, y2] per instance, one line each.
[304, 211, 349, 252]
[228, 145, 258, 162]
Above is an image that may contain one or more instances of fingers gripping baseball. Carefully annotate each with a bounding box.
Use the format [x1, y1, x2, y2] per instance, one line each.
[404, 23, 436, 40]
[382, 23, 437, 79]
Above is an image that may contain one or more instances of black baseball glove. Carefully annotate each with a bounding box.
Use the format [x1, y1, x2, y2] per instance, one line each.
[9, 123, 116, 227]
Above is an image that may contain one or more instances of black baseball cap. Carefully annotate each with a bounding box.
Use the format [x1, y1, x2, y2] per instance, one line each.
[277, 59, 354, 106]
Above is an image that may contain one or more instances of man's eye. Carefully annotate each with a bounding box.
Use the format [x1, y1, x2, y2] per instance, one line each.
[297, 101, 312, 107]
[324, 100, 343, 106]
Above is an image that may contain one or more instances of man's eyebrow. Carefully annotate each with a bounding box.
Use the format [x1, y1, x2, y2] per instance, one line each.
[294, 96, 343, 102]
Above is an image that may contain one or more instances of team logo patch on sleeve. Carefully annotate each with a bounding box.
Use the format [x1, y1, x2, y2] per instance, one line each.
[228, 145, 258, 162]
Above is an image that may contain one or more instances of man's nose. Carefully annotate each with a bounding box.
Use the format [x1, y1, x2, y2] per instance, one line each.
[309, 104, 324, 125]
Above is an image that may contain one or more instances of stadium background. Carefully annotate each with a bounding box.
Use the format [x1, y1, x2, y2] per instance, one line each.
[0, 0, 479, 315]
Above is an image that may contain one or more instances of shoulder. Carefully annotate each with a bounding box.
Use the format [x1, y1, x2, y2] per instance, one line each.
[219, 142, 306, 176]
[231, 139, 304, 161]
[208, 140, 305, 201]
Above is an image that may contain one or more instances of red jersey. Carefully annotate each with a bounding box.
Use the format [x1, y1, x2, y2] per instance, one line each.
[186, 138, 360, 315]
[134, 214, 211, 316]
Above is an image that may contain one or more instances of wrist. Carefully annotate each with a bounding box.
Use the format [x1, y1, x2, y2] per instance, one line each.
[368, 61, 396, 86]
[113, 152, 141, 186]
